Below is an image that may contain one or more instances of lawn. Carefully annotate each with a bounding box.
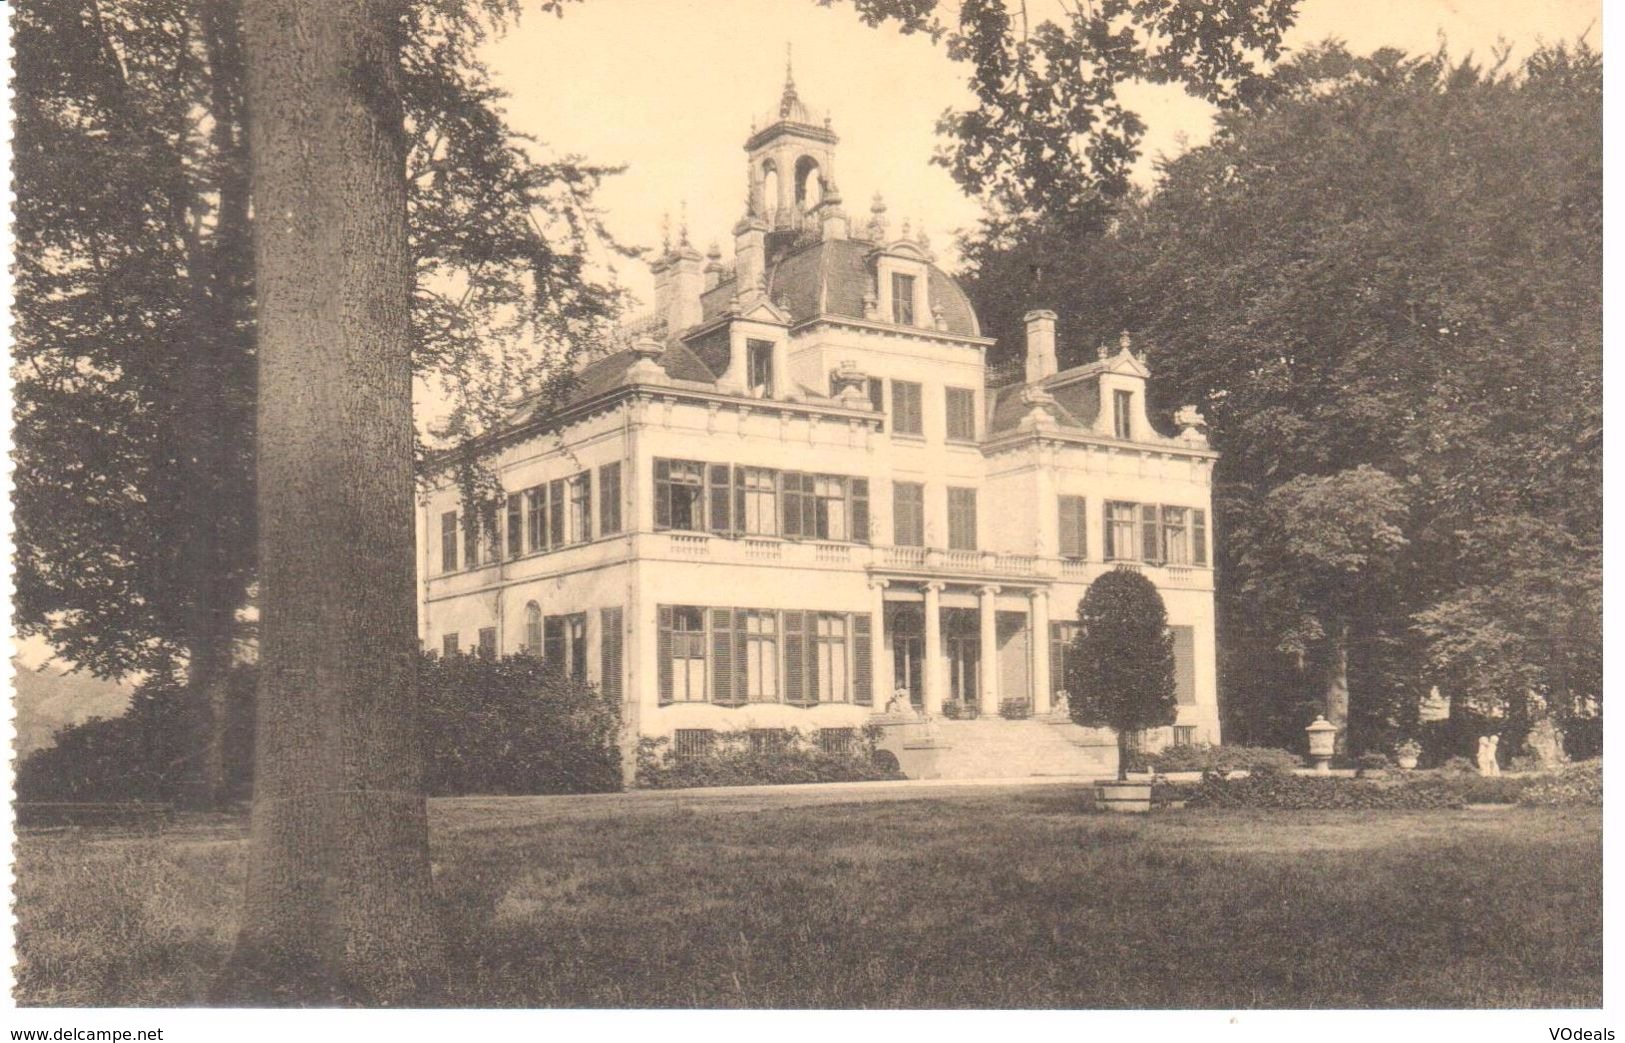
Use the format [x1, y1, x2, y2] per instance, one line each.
[13, 784, 1603, 1008]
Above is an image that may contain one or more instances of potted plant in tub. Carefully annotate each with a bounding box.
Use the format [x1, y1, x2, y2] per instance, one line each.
[1064, 568, 1179, 813]
[1394, 739, 1422, 771]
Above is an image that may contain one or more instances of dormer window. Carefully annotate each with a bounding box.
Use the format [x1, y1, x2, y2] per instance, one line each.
[891, 273, 916, 325]
[1113, 389, 1133, 439]
[747, 339, 775, 398]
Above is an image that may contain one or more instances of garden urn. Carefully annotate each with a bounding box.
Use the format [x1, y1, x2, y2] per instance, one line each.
[1305, 716, 1338, 774]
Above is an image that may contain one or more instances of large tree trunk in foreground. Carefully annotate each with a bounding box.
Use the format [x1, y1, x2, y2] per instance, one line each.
[225, 0, 441, 1004]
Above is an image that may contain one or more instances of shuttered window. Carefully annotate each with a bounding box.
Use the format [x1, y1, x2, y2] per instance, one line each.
[1171, 625, 1196, 706]
[945, 386, 977, 441]
[742, 610, 779, 702]
[1141, 504, 1162, 562]
[892, 380, 923, 435]
[947, 487, 978, 551]
[653, 458, 705, 531]
[709, 464, 733, 534]
[1105, 502, 1136, 561]
[852, 613, 873, 705]
[783, 611, 808, 706]
[599, 463, 622, 536]
[477, 627, 497, 658]
[441, 633, 459, 657]
[894, 482, 925, 546]
[813, 613, 850, 704]
[549, 479, 566, 546]
[659, 606, 706, 703]
[736, 467, 778, 535]
[526, 487, 547, 551]
[1162, 507, 1189, 565]
[440, 511, 459, 573]
[711, 608, 741, 705]
[1192, 509, 1208, 566]
[506, 494, 523, 558]
[568, 472, 592, 544]
[1059, 495, 1087, 559]
[1050, 622, 1081, 704]
[600, 607, 623, 704]
[850, 479, 870, 542]
[543, 615, 566, 669]
[568, 614, 587, 679]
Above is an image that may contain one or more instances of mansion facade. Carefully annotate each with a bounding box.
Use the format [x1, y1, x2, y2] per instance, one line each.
[416, 70, 1221, 778]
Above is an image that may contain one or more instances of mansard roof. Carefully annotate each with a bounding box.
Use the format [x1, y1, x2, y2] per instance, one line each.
[699, 237, 981, 338]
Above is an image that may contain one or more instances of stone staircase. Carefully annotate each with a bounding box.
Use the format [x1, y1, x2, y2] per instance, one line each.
[873, 714, 1118, 780]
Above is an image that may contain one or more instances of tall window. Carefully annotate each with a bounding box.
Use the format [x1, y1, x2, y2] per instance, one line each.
[441, 633, 460, 657]
[894, 482, 925, 547]
[600, 607, 624, 704]
[659, 606, 707, 703]
[599, 462, 622, 536]
[549, 478, 565, 546]
[505, 494, 523, 558]
[747, 339, 775, 398]
[1161, 506, 1189, 565]
[544, 613, 587, 679]
[813, 475, 849, 541]
[736, 467, 778, 535]
[945, 387, 977, 442]
[1192, 509, 1208, 566]
[1058, 495, 1087, 559]
[1171, 625, 1196, 706]
[440, 511, 458, 573]
[1113, 389, 1133, 439]
[783, 472, 860, 541]
[526, 486, 547, 552]
[812, 614, 850, 704]
[1141, 504, 1162, 562]
[867, 377, 885, 429]
[892, 380, 923, 436]
[890, 272, 916, 325]
[1050, 621, 1080, 702]
[477, 627, 497, 658]
[742, 610, 779, 702]
[524, 602, 543, 655]
[568, 471, 592, 543]
[653, 458, 705, 531]
[947, 487, 978, 551]
[1105, 501, 1137, 561]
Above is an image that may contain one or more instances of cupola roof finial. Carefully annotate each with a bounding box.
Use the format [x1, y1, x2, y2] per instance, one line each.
[778, 42, 812, 123]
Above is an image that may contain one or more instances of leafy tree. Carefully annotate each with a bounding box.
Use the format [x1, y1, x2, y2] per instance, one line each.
[1065, 568, 1178, 780]
[12, 0, 626, 803]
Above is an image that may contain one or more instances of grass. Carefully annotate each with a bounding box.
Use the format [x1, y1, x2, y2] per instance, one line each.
[13, 784, 1602, 1008]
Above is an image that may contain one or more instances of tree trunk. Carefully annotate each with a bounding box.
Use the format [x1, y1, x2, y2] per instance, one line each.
[225, 0, 442, 1005]
[1324, 622, 1350, 756]
[1117, 728, 1130, 782]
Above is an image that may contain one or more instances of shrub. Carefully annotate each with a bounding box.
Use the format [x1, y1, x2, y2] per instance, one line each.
[419, 651, 622, 795]
[1355, 752, 1390, 776]
[1184, 773, 1464, 810]
[635, 727, 906, 789]
[1518, 761, 1602, 807]
[1066, 569, 1178, 779]
[999, 698, 1032, 720]
[941, 699, 975, 720]
[1421, 774, 1529, 804]
[1436, 755, 1480, 776]
[1146, 743, 1300, 776]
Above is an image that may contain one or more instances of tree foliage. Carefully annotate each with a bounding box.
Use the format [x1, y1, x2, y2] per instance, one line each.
[963, 40, 1602, 752]
[1065, 567, 1178, 778]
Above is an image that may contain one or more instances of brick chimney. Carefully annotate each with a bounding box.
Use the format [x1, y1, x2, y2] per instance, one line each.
[652, 241, 705, 337]
[1024, 309, 1058, 384]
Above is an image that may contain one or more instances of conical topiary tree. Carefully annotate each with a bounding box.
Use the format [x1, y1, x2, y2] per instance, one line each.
[1066, 567, 1179, 780]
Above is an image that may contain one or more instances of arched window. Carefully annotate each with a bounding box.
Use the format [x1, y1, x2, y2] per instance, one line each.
[795, 155, 822, 210]
[760, 160, 780, 216]
[524, 602, 543, 655]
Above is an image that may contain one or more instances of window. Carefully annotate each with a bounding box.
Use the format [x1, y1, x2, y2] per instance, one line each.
[1141, 504, 1162, 562]
[524, 602, 543, 655]
[891, 272, 916, 325]
[892, 380, 923, 436]
[673, 728, 714, 763]
[742, 610, 780, 702]
[1105, 501, 1137, 561]
[1058, 495, 1087, 559]
[599, 463, 622, 536]
[945, 387, 977, 442]
[1050, 621, 1081, 702]
[526, 486, 547, 552]
[544, 612, 587, 679]
[812, 613, 850, 703]
[1171, 626, 1196, 706]
[477, 627, 497, 658]
[1113, 389, 1133, 439]
[549, 479, 565, 546]
[505, 494, 523, 559]
[813, 475, 849, 541]
[749, 728, 789, 754]
[709, 464, 733, 533]
[568, 472, 592, 544]
[659, 606, 707, 703]
[947, 487, 978, 551]
[894, 482, 925, 547]
[818, 728, 855, 755]
[654, 458, 705, 531]
[782, 472, 862, 541]
[747, 339, 775, 398]
[1162, 507, 1189, 566]
[442, 633, 460, 657]
[1192, 509, 1208, 566]
[1173, 725, 1197, 746]
[440, 511, 458, 573]
[600, 607, 623, 704]
[735, 467, 778, 535]
[867, 377, 885, 429]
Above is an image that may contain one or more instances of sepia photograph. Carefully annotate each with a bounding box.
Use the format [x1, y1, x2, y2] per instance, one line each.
[4, 0, 1608, 1030]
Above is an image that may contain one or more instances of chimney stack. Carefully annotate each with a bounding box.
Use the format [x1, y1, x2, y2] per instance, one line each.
[652, 242, 704, 337]
[1024, 309, 1058, 384]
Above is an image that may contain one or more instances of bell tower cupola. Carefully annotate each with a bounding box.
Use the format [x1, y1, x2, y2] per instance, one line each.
[745, 48, 840, 254]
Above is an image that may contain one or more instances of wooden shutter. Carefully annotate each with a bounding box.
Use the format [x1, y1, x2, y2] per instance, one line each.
[783, 611, 805, 704]
[853, 613, 873, 705]
[657, 606, 674, 703]
[711, 607, 736, 704]
[1059, 496, 1084, 558]
[1172, 625, 1196, 705]
[733, 467, 747, 534]
[709, 464, 732, 534]
[550, 479, 566, 546]
[868, 378, 885, 429]
[1103, 503, 1115, 560]
[600, 608, 623, 703]
[734, 609, 751, 700]
[851, 479, 870, 542]
[527, 488, 546, 551]
[653, 459, 671, 529]
[1192, 509, 1208, 566]
[1141, 504, 1161, 562]
[782, 473, 803, 537]
[543, 615, 566, 666]
[580, 473, 593, 540]
[506, 494, 523, 558]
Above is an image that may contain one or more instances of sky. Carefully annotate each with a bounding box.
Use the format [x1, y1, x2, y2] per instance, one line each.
[481, 0, 1601, 307]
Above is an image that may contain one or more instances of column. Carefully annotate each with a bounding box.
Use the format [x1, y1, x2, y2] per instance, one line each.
[868, 578, 891, 711]
[1029, 588, 1052, 716]
[923, 581, 945, 717]
[978, 584, 1000, 717]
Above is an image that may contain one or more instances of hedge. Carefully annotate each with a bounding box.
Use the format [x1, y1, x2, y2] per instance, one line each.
[1146, 743, 1300, 775]
[635, 728, 905, 789]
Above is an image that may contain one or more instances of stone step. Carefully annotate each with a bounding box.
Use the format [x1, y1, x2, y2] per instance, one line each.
[874, 717, 1120, 780]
